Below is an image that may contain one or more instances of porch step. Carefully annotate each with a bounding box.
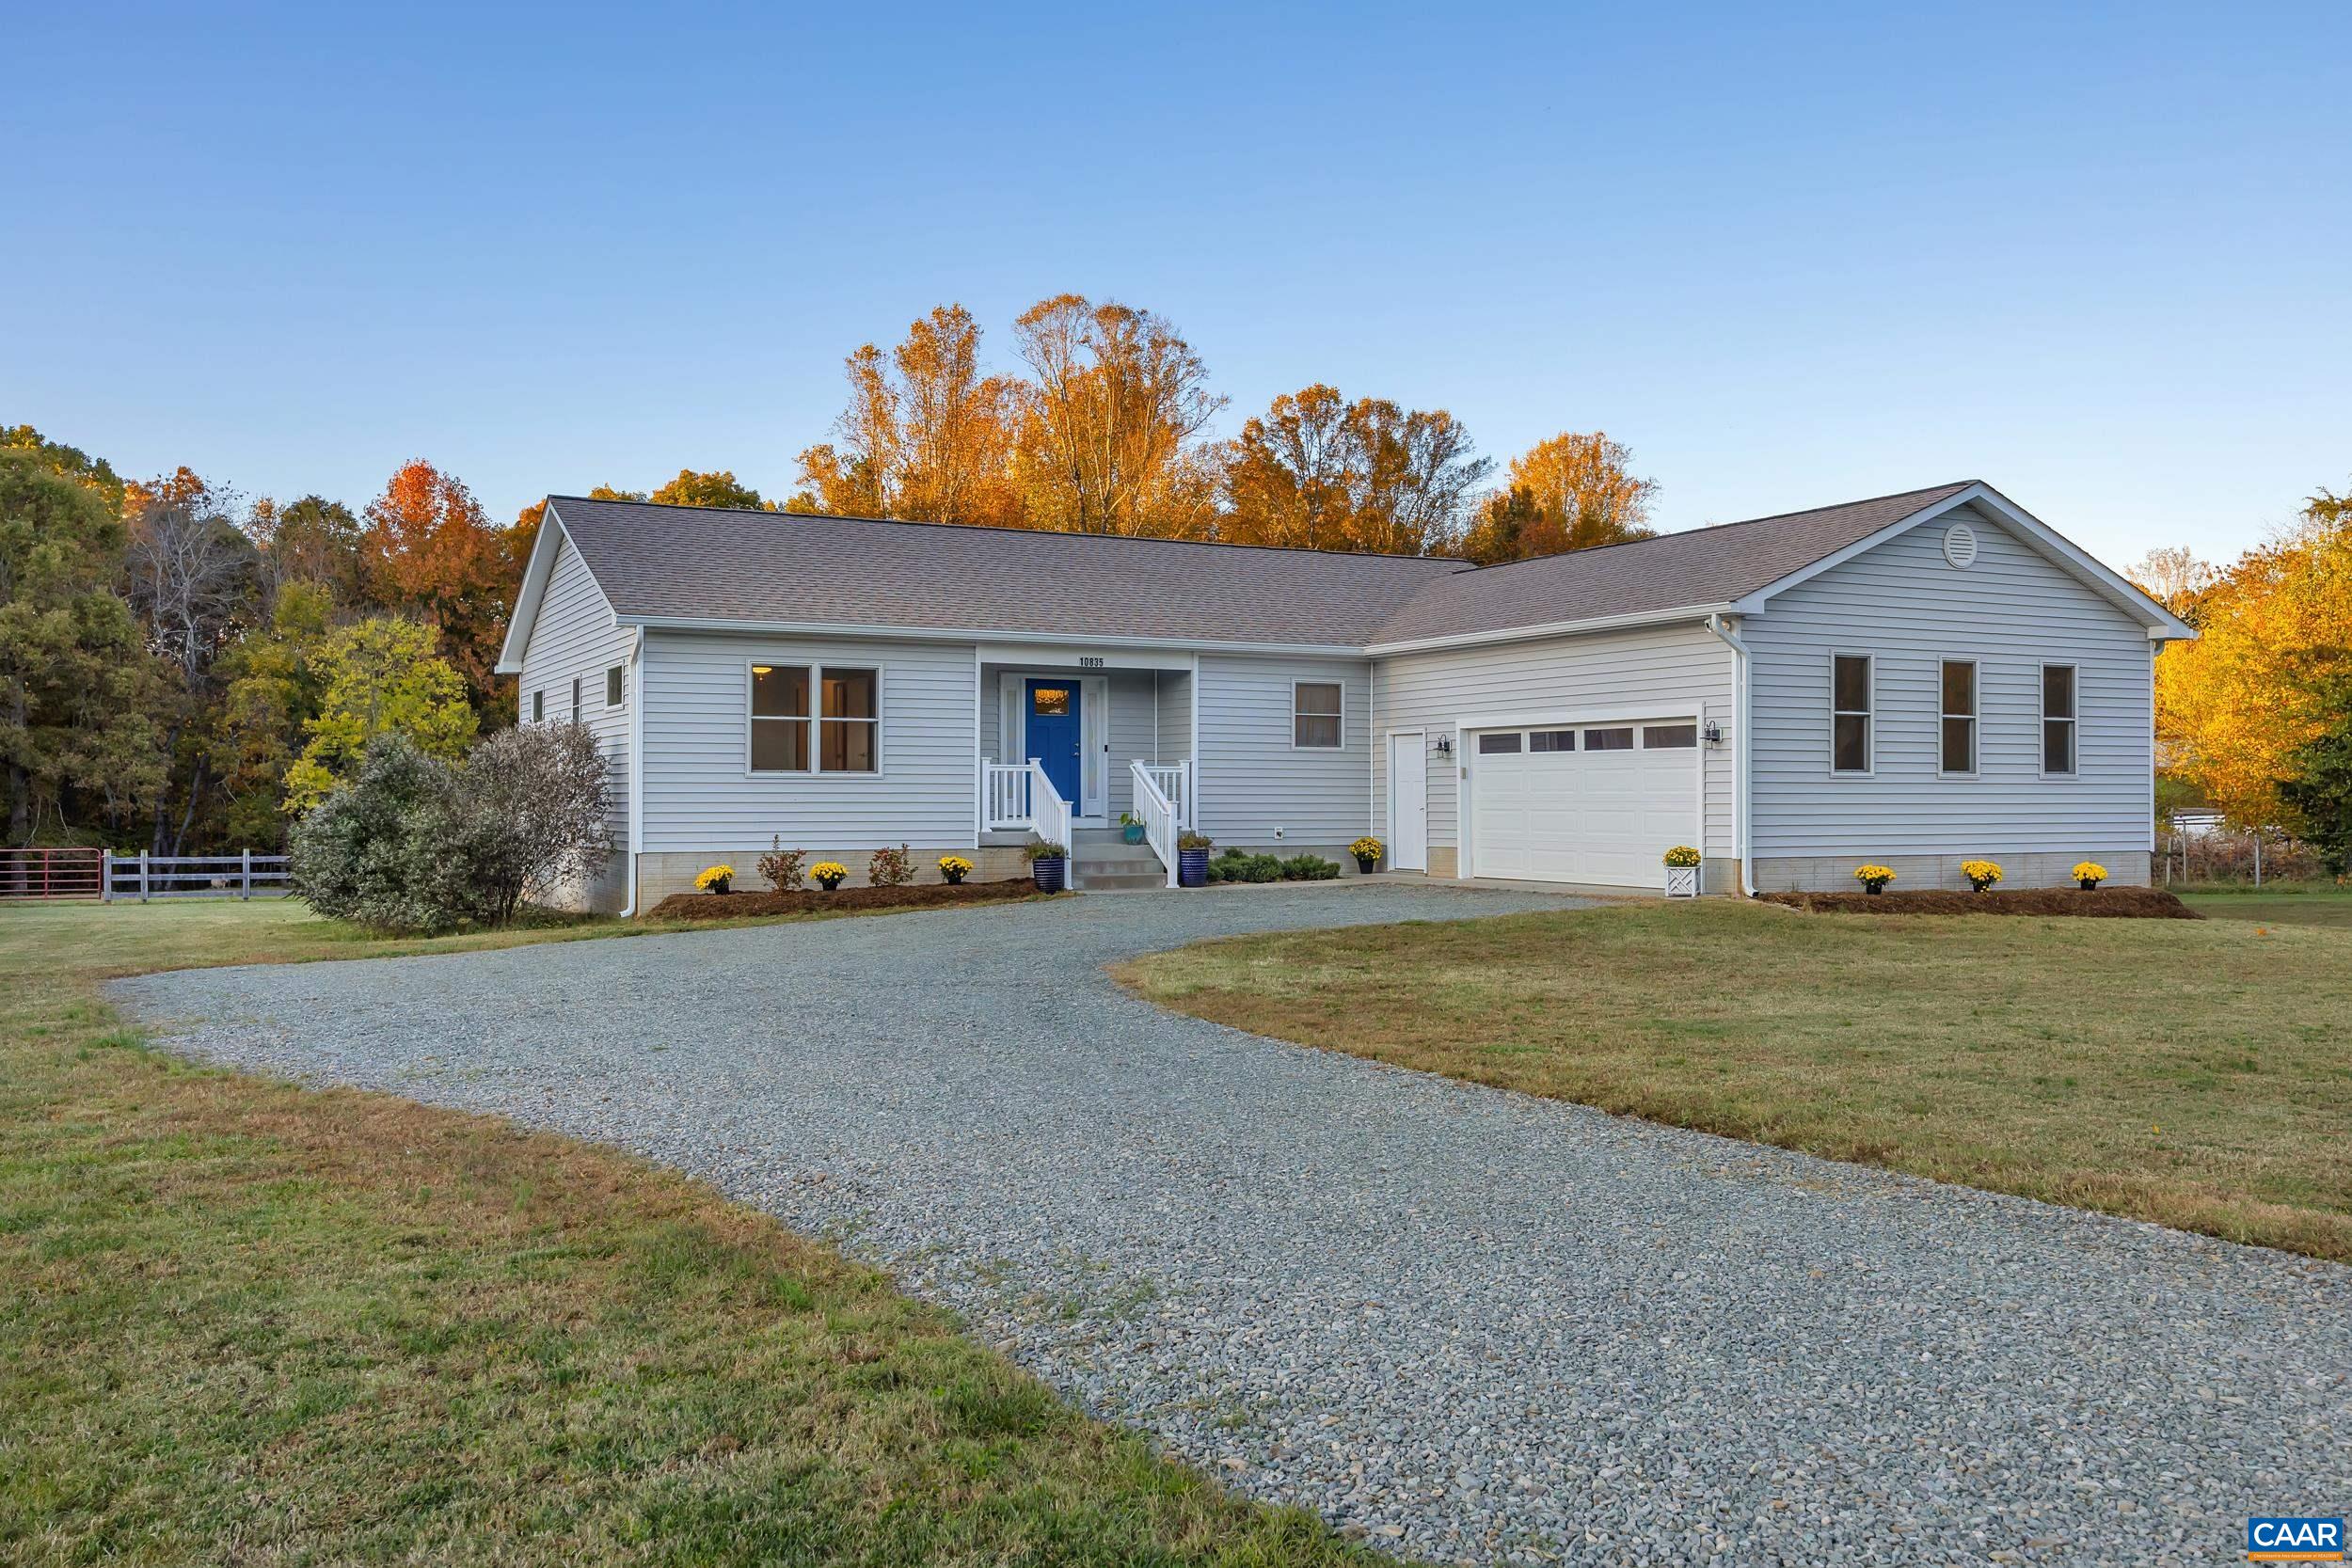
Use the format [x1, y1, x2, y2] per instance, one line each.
[1080, 868, 1172, 891]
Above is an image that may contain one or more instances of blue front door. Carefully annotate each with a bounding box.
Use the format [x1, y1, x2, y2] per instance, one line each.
[1025, 679, 1083, 807]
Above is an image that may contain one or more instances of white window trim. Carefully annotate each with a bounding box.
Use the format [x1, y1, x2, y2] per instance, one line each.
[1939, 657, 1979, 779]
[1291, 677, 1344, 751]
[1830, 651, 1874, 778]
[2040, 661, 2079, 780]
[743, 659, 886, 780]
[605, 664, 625, 708]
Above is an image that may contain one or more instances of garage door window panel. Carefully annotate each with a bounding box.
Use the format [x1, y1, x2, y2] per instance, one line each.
[1477, 732, 1522, 754]
[1530, 730, 1576, 752]
[1582, 727, 1634, 752]
[1643, 723, 1696, 749]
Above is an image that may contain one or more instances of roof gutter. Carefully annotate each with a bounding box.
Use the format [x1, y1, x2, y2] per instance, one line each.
[615, 614, 1364, 658]
[1363, 603, 1739, 658]
[1702, 613, 1756, 898]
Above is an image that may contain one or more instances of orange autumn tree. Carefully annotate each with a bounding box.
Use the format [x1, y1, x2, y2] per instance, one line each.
[1460, 432, 1660, 563]
[2155, 488, 2352, 828]
[360, 461, 511, 719]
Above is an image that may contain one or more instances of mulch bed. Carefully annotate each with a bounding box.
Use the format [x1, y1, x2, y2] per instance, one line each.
[649, 879, 1045, 921]
[1759, 886, 2201, 919]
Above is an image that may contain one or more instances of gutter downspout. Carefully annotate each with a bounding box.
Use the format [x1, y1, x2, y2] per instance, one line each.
[619, 627, 645, 918]
[1703, 614, 1756, 897]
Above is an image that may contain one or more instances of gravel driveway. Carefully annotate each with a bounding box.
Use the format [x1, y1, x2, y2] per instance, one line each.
[114, 886, 2349, 1566]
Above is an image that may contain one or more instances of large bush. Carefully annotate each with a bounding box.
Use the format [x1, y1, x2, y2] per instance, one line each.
[292, 724, 612, 931]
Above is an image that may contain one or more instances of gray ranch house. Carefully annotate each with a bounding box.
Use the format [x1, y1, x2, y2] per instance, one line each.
[495, 482, 2194, 910]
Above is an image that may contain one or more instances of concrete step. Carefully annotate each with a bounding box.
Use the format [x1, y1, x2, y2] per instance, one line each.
[1080, 869, 1172, 890]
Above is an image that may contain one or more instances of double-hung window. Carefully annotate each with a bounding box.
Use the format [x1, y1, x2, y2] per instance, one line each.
[1940, 659, 1978, 775]
[606, 665, 625, 707]
[2042, 663, 2077, 776]
[750, 663, 880, 774]
[1293, 681, 1342, 749]
[820, 668, 879, 771]
[1832, 654, 1872, 774]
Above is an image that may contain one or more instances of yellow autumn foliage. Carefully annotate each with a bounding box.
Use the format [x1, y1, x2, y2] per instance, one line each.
[2156, 499, 2352, 828]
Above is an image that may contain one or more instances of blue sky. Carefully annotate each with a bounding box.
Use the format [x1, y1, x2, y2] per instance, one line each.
[6, 3, 2345, 566]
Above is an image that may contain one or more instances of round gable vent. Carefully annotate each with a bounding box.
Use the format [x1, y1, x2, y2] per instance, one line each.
[1943, 521, 1979, 569]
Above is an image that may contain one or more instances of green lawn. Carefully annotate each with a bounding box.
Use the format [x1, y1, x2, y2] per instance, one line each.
[1118, 899, 2352, 1262]
[2177, 882, 2352, 928]
[0, 899, 1375, 1567]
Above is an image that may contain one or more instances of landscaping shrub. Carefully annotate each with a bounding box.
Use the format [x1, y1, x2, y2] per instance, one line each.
[757, 839, 807, 892]
[1205, 849, 1282, 883]
[869, 843, 914, 888]
[291, 725, 612, 933]
[1278, 853, 1340, 880]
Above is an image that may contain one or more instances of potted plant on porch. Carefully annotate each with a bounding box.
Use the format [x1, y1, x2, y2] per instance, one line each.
[1118, 811, 1148, 846]
[1176, 832, 1213, 888]
[1661, 846, 1701, 898]
[1025, 838, 1070, 894]
[1350, 836, 1384, 875]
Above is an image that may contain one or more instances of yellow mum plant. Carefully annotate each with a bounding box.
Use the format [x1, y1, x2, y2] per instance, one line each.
[1961, 859, 2004, 892]
[2073, 861, 2109, 889]
[1853, 863, 1897, 893]
[938, 855, 974, 885]
[1350, 836, 1384, 866]
[694, 864, 737, 894]
[1662, 846, 1702, 867]
[810, 861, 850, 891]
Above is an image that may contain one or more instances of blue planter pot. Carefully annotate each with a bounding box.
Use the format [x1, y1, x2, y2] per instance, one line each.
[1178, 847, 1209, 888]
[1031, 857, 1067, 894]
[1122, 822, 1146, 845]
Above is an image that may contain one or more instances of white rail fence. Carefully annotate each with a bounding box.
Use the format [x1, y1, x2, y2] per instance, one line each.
[1129, 762, 1179, 888]
[107, 850, 292, 901]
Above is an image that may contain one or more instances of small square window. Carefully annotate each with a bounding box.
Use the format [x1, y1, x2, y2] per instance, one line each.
[1477, 732, 1521, 754]
[606, 665, 624, 706]
[1582, 727, 1634, 752]
[1294, 682, 1343, 748]
[1529, 729, 1576, 752]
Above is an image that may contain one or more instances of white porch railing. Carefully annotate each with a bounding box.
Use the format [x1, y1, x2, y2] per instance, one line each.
[1137, 762, 1189, 829]
[981, 760, 1035, 831]
[981, 758, 1073, 864]
[1130, 761, 1179, 889]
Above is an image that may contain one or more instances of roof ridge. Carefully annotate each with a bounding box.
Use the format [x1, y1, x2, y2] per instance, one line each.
[548, 495, 1470, 567]
[1442, 481, 1978, 578]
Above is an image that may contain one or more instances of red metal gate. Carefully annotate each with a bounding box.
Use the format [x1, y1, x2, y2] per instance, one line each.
[0, 847, 104, 901]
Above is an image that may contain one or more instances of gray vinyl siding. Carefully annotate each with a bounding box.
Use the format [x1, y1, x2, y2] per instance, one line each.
[1195, 655, 1372, 844]
[1155, 669, 1193, 766]
[639, 629, 977, 853]
[1744, 502, 2153, 860]
[518, 530, 631, 845]
[1371, 621, 1737, 860]
[1104, 670, 1156, 817]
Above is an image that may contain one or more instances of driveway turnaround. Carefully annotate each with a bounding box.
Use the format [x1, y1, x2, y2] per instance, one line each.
[116, 887, 2350, 1566]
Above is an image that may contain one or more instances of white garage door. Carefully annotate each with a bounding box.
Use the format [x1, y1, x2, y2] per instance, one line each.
[1467, 720, 1700, 888]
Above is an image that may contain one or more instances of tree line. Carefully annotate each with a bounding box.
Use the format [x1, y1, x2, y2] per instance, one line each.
[782, 296, 1660, 561]
[2134, 483, 2352, 872]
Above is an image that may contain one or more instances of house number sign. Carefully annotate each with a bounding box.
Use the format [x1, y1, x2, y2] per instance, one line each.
[1076, 656, 1105, 668]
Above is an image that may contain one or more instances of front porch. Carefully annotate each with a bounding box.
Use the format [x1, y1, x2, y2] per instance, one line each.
[977, 654, 1194, 887]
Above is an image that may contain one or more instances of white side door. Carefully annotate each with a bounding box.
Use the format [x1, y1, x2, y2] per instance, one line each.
[1389, 731, 1427, 871]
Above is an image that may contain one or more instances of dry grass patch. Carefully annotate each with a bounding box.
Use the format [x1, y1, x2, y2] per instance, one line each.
[1, 900, 1378, 1566]
[1117, 899, 2352, 1261]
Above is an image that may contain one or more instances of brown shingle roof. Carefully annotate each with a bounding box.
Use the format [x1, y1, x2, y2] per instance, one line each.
[545, 483, 1978, 650]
